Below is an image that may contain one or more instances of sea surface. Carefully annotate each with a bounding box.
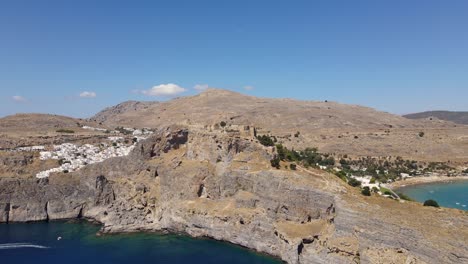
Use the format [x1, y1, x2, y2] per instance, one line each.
[396, 180, 468, 210]
[0, 221, 281, 264]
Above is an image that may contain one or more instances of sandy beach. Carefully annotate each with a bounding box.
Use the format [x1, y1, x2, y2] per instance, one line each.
[388, 175, 468, 189]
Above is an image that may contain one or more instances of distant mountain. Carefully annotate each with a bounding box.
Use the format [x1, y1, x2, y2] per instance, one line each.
[404, 111, 468, 125]
[90, 100, 157, 125]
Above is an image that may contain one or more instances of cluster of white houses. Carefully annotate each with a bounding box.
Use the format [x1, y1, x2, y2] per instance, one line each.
[35, 131, 152, 178]
[36, 140, 134, 178]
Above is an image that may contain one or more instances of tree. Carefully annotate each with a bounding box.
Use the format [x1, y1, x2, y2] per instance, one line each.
[419, 132, 425, 137]
[289, 163, 297, 170]
[220, 121, 227, 127]
[257, 135, 275, 147]
[275, 144, 287, 160]
[270, 156, 280, 169]
[361, 187, 371, 196]
[423, 199, 439, 207]
[347, 178, 361, 187]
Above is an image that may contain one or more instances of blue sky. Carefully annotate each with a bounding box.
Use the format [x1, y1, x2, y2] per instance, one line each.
[1, 0, 467, 118]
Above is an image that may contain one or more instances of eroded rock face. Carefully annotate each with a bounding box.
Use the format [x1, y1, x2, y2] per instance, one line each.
[0, 126, 467, 264]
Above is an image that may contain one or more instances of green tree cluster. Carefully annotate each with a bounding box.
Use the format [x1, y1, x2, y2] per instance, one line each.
[361, 186, 371, 196]
[257, 135, 275, 147]
[423, 199, 439, 207]
[347, 178, 361, 187]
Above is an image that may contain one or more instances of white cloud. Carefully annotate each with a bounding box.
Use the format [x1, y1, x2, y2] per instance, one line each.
[79, 91, 97, 98]
[194, 84, 209, 91]
[141, 83, 187, 97]
[244, 85, 254, 91]
[12, 95, 27, 102]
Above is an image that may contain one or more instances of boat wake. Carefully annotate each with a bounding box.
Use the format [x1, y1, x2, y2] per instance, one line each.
[0, 243, 49, 250]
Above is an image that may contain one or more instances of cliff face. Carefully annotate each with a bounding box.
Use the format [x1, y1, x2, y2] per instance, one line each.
[1, 127, 467, 264]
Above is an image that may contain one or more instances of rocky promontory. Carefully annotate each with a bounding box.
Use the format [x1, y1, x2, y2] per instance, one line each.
[1, 126, 467, 263]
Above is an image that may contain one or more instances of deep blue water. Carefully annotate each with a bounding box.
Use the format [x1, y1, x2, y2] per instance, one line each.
[0, 221, 281, 264]
[396, 180, 468, 210]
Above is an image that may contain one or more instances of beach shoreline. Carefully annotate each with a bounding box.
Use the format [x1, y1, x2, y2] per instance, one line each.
[388, 175, 468, 189]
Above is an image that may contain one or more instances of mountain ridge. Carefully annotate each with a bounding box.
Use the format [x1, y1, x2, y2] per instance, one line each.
[404, 110, 468, 125]
[86, 88, 468, 162]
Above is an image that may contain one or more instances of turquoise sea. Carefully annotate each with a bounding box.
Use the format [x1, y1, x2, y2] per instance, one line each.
[0, 221, 281, 264]
[396, 180, 468, 211]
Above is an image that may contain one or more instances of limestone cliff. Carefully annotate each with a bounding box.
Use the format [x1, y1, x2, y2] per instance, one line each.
[1, 126, 467, 264]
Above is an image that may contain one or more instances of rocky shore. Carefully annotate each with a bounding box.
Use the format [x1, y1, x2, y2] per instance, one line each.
[1, 126, 467, 264]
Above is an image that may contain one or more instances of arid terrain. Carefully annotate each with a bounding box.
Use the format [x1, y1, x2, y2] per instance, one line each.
[91, 89, 468, 163]
[0, 89, 467, 264]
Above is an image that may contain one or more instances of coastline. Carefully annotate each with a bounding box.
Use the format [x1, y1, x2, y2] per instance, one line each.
[388, 175, 468, 189]
[3, 218, 284, 263]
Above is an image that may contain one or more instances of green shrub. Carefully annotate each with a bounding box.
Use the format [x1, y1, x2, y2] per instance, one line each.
[397, 193, 413, 201]
[56, 129, 75, 133]
[369, 177, 376, 184]
[220, 121, 227, 127]
[423, 199, 439, 207]
[289, 163, 297, 170]
[257, 135, 275, 147]
[333, 171, 347, 182]
[361, 186, 371, 196]
[419, 132, 425, 137]
[347, 178, 361, 187]
[270, 157, 280, 169]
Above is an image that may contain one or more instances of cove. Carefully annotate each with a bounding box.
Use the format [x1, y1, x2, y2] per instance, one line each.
[0, 221, 282, 264]
[396, 180, 468, 211]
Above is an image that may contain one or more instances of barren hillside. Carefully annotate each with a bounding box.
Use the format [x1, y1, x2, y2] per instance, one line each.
[91, 89, 468, 163]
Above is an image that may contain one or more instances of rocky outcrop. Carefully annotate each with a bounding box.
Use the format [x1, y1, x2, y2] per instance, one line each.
[0, 126, 467, 264]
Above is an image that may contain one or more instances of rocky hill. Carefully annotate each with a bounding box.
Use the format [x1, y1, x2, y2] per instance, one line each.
[90, 89, 468, 163]
[0, 113, 83, 133]
[1, 126, 467, 263]
[91, 100, 157, 125]
[404, 111, 468, 125]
